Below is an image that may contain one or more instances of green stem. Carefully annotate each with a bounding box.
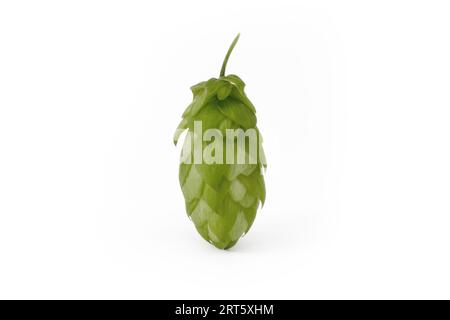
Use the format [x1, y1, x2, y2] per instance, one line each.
[220, 33, 240, 77]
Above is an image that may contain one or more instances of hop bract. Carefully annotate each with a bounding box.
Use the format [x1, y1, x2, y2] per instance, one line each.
[174, 34, 266, 249]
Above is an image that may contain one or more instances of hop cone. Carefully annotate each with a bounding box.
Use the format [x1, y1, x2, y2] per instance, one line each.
[173, 34, 266, 249]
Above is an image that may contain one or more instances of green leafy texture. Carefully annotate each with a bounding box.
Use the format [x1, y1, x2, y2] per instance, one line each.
[174, 34, 266, 249]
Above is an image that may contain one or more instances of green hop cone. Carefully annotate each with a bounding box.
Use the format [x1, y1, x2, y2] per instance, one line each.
[173, 34, 266, 249]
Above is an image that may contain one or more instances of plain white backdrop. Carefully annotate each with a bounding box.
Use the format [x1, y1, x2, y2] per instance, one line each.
[1, 0, 450, 299]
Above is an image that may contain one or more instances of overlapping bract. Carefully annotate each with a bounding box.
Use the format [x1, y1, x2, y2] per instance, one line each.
[174, 75, 266, 249]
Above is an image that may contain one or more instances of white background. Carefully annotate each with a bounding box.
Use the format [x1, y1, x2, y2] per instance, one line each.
[1, 0, 450, 299]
